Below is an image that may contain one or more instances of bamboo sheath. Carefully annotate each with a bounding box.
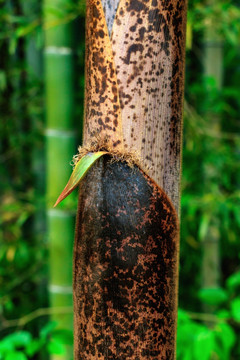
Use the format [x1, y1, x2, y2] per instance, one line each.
[73, 0, 187, 358]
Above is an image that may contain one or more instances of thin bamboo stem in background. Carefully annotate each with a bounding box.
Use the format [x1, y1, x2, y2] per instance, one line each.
[44, 0, 76, 358]
[202, 21, 223, 315]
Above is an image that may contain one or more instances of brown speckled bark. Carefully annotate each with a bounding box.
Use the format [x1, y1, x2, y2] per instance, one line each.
[84, 0, 187, 211]
[74, 0, 187, 358]
[111, 0, 187, 211]
[74, 157, 179, 359]
[83, 0, 123, 150]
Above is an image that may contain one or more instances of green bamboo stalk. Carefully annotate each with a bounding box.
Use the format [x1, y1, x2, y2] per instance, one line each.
[202, 17, 223, 314]
[44, 0, 75, 358]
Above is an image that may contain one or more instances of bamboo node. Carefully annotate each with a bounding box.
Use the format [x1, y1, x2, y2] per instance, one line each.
[72, 136, 142, 170]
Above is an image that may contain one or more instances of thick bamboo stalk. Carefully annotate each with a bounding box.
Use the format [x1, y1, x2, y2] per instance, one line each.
[74, 0, 187, 358]
[44, 0, 75, 358]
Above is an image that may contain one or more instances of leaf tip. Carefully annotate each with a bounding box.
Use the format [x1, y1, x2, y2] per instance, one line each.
[53, 151, 109, 207]
[53, 192, 66, 208]
[53, 198, 61, 208]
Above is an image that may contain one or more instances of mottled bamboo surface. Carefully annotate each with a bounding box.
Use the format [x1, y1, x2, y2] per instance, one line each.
[84, 0, 187, 212]
[74, 0, 187, 358]
[74, 158, 179, 359]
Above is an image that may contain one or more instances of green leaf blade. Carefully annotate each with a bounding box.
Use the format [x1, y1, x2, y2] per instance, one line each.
[54, 152, 108, 207]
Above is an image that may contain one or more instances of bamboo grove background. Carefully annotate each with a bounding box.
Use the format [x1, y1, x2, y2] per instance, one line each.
[0, 0, 240, 359]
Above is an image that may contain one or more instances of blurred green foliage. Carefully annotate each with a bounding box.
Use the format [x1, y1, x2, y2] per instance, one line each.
[0, 322, 73, 359]
[0, 0, 240, 359]
[177, 270, 240, 359]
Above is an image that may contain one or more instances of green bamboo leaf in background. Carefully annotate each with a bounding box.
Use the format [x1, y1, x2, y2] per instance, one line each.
[230, 297, 240, 322]
[198, 287, 228, 306]
[54, 151, 108, 207]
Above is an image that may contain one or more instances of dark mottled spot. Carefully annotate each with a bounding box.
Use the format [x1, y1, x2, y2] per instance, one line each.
[100, 66, 106, 74]
[123, 44, 144, 65]
[130, 25, 137, 32]
[161, 41, 170, 56]
[139, 27, 146, 40]
[112, 86, 117, 94]
[92, 4, 99, 19]
[163, 24, 171, 41]
[148, 9, 166, 33]
[113, 140, 121, 147]
[127, 0, 146, 12]
[98, 29, 105, 38]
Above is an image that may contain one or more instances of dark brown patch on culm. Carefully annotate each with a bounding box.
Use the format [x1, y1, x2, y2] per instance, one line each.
[123, 44, 144, 65]
[74, 158, 179, 359]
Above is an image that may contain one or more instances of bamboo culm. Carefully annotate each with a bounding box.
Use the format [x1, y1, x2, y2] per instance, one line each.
[44, 0, 76, 358]
[72, 0, 187, 358]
